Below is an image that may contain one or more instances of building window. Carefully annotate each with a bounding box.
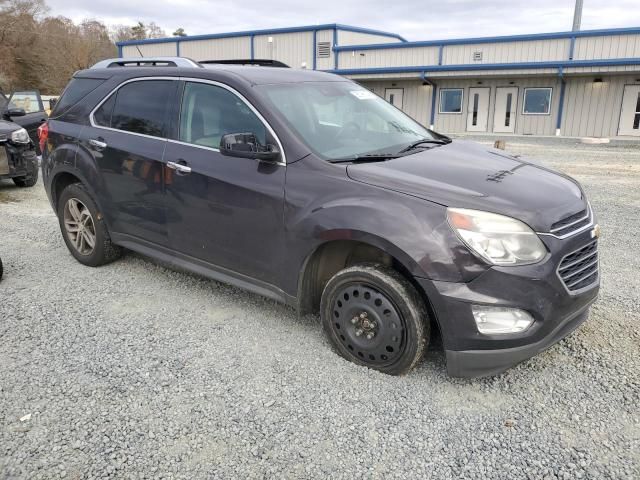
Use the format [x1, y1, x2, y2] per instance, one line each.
[523, 88, 552, 115]
[439, 88, 463, 114]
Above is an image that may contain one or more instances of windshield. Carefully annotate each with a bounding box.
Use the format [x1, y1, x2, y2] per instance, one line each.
[257, 81, 437, 160]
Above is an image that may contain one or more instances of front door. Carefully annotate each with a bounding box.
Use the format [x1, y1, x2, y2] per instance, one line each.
[163, 80, 285, 286]
[493, 87, 518, 133]
[466, 87, 490, 132]
[385, 88, 404, 109]
[83, 78, 178, 246]
[6, 91, 48, 151]
[618, 85, 640, 137]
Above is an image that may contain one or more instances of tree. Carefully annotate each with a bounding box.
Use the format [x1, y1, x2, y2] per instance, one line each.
[173, 27, 187, 37]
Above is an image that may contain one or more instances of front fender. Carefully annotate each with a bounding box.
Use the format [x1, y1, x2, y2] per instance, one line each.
[284, 157, 489, 297]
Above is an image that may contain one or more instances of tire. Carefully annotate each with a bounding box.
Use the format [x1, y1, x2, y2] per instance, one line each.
[57, 182, 122, 267]
[13, 163, 39, 188]
[0, 256, 3, 282]
[321, 263, 429, 376]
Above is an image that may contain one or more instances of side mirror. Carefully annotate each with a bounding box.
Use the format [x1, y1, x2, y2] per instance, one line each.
[219, 132, 280, 162]
[2, 107, 26, 119]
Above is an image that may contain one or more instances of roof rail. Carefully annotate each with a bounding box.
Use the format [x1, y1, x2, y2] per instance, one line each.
[200, 59, 290, 68]
[90, 57, 202, 69]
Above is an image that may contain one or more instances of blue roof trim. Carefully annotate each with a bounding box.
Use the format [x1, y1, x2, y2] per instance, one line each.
[330, 58, 640, 75]
[334, 26, 640, 52]
[116, 23, 404, 47]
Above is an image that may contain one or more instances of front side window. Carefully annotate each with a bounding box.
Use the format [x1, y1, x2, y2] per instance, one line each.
[258, 81, 435, 160]
[439, 89, 463, 114]
[9, 91, 42, 113]
[94, 80, 175, 137]
[523, 88, 552, 115]
[179, 82, 266, 149]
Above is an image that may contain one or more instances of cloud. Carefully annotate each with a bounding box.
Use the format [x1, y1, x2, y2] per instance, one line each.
[45, 0, 640, 41]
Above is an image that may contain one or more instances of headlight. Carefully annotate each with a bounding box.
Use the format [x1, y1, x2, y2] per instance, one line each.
[447, 208, 546, 265]
[10, 128, 30, 144]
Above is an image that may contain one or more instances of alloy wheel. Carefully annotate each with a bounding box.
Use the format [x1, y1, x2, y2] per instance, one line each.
[63, 198, 97, 256]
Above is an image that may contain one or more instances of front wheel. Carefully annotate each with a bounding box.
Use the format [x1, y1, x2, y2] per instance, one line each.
[13, 163, 38, 187]
[320, 264, 429, 376]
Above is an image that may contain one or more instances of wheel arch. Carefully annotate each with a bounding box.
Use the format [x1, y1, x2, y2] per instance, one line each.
[296, 234, 441, 337]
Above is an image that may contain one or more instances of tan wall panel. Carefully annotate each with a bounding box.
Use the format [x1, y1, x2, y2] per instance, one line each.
[338, 31, 401, 46]
[254, 32, 314, 69]
[121, 43, 177, 57]
[180, 37, 251, 61]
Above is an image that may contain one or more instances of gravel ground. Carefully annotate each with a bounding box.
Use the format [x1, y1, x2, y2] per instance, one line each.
[0, 138, 639, 479]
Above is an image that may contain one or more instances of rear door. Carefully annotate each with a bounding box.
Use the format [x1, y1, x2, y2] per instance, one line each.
[6, 91, 48, 151]
[80, 78, 178, 246]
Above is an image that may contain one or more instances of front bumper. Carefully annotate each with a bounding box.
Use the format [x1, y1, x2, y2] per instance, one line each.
[417, 226, 600, 378]
[0, 142, 37, 179]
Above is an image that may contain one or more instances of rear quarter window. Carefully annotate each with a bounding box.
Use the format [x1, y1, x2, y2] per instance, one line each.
[52, 78, 106, 117]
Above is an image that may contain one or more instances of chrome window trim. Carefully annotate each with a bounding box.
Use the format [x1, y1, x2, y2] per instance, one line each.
[88, 76, 287, 166]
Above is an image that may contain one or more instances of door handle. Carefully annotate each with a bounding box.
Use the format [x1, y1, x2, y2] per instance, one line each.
[89, 138, 107, 150]
[167, 161, 191, 174]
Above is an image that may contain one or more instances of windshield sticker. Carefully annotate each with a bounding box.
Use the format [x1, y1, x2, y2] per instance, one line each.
[350, 90, 377, 100]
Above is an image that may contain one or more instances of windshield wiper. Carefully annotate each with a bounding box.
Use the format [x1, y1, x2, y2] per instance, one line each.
[398, 137, 452, 154]
[329, 153, 401, 164]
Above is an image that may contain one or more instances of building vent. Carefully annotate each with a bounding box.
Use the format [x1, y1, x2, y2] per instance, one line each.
[317, 42, 331, 58]
[473, 51, 483, 62]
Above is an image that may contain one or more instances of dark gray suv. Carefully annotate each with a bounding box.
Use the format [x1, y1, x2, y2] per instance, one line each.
[41, 57, 600, 377]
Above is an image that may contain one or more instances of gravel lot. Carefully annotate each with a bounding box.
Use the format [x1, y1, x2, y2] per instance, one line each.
[1, 138, 639, 479]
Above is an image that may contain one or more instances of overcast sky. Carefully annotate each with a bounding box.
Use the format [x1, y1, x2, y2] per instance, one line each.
[46, 0, 640, 40]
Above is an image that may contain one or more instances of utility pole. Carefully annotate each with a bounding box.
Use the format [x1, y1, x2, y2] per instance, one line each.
[572, 0, 583, 31]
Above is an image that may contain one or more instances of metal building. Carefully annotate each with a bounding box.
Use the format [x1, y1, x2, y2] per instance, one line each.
[117, 23, 640, 138]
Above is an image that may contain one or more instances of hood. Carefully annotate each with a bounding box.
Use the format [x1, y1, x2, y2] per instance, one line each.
[0, 119, 21, 139]
[346, 140, 586, 232]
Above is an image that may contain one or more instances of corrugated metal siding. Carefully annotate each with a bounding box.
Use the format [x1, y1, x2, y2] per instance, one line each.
[121, 43, 177, 57]
[254, 32, 313, 69]
[573, 34, 640, 60]
[315, 29, 335, 70]
[180, 37, 251, 61]
[338, 31, 401, 46]
[561, 76, 639, 137]
[358, 80, 432, 126]
[442, 39, 569, 65]
[339, 46, 439, 69]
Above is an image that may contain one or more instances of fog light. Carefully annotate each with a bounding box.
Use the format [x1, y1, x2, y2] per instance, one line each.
[471, 305, 534, 334]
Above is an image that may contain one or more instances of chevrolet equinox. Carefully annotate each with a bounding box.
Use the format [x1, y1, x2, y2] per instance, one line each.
[41, 57, 600, 377]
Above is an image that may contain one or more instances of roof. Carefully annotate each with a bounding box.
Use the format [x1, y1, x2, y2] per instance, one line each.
[116, 23, 407, 47]
[79, 64, 347, 86]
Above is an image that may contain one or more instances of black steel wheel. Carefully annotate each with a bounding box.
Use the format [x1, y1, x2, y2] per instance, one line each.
[321, 264, 429, 375]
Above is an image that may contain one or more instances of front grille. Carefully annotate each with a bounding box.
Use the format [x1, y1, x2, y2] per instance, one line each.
[550, 208, 591, 237]
[558, 240, 599, 292]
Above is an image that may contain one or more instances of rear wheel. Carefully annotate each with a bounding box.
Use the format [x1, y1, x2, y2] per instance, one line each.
[57, 183, 121, 267]
[321, 264, 429, 375]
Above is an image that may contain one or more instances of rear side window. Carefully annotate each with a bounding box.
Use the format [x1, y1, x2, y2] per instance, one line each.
[95, 80, 175, 138]
[53, 78, 105, 116]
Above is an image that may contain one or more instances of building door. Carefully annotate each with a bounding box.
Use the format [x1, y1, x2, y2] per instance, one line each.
[466, 87, 490, 132]
[385, 88, 404, 109]
[493, 87, 518, 133]
[618, 85, 640, 137]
